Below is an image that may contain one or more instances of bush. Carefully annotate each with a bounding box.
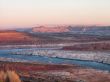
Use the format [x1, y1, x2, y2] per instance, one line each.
[0, 71, 21, 82]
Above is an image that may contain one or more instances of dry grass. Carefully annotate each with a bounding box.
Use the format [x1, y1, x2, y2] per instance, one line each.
[0, 71, 21, 82]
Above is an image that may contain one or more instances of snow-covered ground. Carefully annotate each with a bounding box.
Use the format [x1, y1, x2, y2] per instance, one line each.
[11, 49, 110, 64]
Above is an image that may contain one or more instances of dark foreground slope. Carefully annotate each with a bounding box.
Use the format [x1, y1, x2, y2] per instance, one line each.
[0, 61, 110, 82]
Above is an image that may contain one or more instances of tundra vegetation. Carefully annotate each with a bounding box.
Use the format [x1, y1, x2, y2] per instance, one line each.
[0, 71, 21, 82]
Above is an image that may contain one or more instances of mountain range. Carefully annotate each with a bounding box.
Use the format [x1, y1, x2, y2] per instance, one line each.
[15, 25, 110, 36]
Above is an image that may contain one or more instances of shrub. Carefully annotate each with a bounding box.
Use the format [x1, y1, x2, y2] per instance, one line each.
[0, 71, 21, 82]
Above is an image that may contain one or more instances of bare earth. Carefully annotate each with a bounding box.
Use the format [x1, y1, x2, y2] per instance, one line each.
[0, 61, 110, 82]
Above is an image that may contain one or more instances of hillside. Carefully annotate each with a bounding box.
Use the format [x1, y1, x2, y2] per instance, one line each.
[0, 62, 110, 82]
[0, 31, 39, 45]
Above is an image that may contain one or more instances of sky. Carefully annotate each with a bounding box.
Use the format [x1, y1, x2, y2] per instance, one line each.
[0, 0, 110, 29]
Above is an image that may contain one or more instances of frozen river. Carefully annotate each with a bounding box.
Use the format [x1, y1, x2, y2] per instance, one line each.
[0, 48, 110, 71]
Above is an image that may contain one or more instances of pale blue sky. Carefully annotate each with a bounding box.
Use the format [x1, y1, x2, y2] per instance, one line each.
[0, 0, 110, 28]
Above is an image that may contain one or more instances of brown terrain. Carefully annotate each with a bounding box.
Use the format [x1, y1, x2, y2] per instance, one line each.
[0, 31, 39, 45]
[62, 42, 110, 51]
[0, 61, 110, 82]
[0, 31, 110, 51]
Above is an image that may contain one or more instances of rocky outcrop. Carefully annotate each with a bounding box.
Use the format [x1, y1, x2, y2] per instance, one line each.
[32, 26, 69, 33]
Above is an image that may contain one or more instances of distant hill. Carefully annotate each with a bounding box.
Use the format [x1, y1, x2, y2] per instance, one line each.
[32, 26, 69, 33]
[14, 25, 110, 37]
[68, 26, 110, 36]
